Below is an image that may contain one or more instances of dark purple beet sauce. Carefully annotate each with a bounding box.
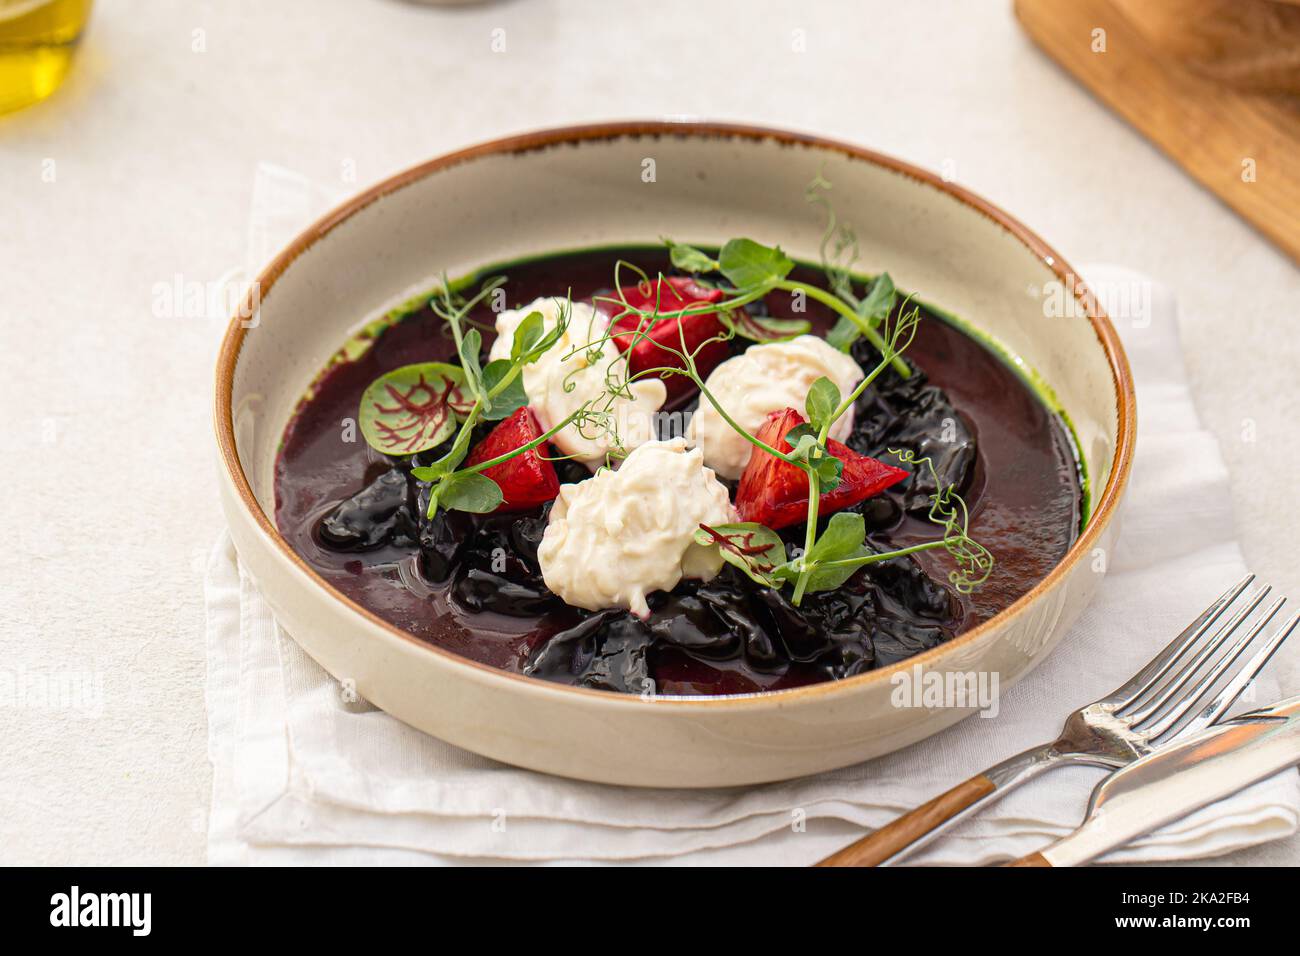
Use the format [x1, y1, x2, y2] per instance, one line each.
[274, 248, 1080, 696]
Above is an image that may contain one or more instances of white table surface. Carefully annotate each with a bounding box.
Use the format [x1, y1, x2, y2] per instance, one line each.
[2, 0, 1297, 866]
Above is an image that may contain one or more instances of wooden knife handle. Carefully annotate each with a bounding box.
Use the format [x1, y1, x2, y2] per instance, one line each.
[815, 773, 997, 867]
[1005, 851, 1053, 867]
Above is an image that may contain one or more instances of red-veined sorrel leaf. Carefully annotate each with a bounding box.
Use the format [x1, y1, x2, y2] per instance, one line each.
[359, 362, 474, 455]
[728, 309, 811, 342]
[693, 522, 787, 588]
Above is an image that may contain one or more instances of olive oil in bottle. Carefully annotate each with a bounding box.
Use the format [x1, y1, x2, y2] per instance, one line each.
[0, 0, 91, 115]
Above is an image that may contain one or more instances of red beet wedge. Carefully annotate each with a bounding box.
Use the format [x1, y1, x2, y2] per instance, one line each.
[735, 408, 910, 530]
[464, 407, 561, 513]
[605, 276, 731, 402]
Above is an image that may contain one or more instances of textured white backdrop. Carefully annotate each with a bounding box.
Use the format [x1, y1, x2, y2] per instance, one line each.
[1, 0, 1297, 865]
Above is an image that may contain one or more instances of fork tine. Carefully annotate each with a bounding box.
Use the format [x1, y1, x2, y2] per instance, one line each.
[1109, 573, 1254, 707]
[1174, 609, 1300, 738]
[1121, 584, 1271, 722]
[1137, 597, 1285, 738]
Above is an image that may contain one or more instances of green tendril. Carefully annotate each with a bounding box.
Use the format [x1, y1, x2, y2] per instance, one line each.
[887, 448, 995, 593]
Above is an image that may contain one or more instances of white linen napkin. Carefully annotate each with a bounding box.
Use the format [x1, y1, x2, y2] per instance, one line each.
[204, 227, 1300, 863]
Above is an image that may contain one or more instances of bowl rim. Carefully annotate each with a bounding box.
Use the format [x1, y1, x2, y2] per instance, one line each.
[214, 120, 1137, 710]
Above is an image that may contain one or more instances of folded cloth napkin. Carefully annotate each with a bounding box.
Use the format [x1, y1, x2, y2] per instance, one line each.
[204, 262, 1300, 865]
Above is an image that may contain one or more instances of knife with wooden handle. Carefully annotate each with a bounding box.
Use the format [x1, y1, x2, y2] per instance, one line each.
[815, 740, 1063, 867]
[1005, 693, 1300, 867]
[815, 774, 997, 867]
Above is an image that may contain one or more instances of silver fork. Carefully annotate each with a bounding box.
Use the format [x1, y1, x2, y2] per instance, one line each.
[816, 574, 1299, 867]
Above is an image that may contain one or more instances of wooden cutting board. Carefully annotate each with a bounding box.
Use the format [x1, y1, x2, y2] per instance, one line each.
[1015, 0, 1300, 264]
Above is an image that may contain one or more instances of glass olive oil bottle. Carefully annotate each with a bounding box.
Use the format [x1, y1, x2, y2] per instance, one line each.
[0, 0, 91, 115]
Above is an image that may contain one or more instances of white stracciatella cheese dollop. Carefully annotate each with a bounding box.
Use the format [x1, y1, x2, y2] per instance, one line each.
[537, 439, 736, 617]
[688, 334, 865, 479]
[489, 297, 665, 469]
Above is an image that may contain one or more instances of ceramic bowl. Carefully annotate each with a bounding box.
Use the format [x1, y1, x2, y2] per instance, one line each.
[215, 122, 1135, 788]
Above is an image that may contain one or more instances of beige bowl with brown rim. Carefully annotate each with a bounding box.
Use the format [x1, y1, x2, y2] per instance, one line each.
[214, 122, 1135, 788]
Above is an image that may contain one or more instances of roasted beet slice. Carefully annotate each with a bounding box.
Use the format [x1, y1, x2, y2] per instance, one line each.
[604, 276, 731, 402]
[464, 407, 560, 513]
[735, 408, 909, 530]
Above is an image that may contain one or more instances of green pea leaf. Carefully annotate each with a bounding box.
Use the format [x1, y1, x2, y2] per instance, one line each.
[509, 311, 546, 363]
[825, 321, 857, 352]
[481, 359, 529, 421]
[438, 472, 504, 514]
[805, 376, 841, 434]
[785, 422, 817, 448]
[667, 241, 719, 274]
[786, 430, 820, 462]
[800, 512, 869, 592]
[694, 522, 787, 588]
[813, 454, 844, 492]
[809, 512, 866, 561]
[515, 309, 571, 369]
[827, 272, 896, 351]
[861, 272, 897, 320]
[358, 362, 473, 455]
[718, 238, 795, 289]
[802, 554, 869, 593]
